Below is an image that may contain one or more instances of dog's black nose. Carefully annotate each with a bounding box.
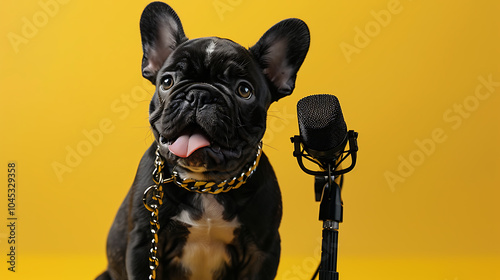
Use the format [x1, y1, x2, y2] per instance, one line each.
[186, 89, 217, 107]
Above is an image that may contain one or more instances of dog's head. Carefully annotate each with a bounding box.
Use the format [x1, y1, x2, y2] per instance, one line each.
[140, 2, 309, 182]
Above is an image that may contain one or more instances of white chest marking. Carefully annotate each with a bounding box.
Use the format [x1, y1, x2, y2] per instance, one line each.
[173, 194, 239, 279]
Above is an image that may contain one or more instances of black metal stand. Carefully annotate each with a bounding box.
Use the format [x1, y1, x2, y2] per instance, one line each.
[319, 227, 339, 280]
[317, 165, 343, 280]
[291, 130, 358, 280]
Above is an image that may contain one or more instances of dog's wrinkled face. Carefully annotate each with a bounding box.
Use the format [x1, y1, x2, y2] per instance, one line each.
[140, 2, 310, 181]
[149, 38, 270, 181]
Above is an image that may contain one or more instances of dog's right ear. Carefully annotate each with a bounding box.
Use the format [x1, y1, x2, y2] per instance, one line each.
[250, 19, 310, 103]
[140, 2, 187, 84]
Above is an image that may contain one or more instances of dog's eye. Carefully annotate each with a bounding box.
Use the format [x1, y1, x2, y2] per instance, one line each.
[160, 76, 174, 91]
[237, 83, 253, 99]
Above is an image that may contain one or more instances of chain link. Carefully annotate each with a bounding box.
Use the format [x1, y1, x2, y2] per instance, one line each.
[143, 148, 170, 280]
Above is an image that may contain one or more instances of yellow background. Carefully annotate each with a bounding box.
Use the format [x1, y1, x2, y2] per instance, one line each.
[1, 0, 499, 279]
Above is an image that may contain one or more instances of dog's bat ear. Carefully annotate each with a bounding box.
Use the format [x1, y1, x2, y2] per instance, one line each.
[140, 2, 187, 84]
[250, 18, 310, 102]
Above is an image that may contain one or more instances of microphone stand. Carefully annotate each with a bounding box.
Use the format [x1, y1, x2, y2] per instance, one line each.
[316, 165, 342, 280]
[292, 130, 358, 280]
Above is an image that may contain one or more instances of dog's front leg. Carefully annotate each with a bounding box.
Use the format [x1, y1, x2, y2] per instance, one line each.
[125, 225, 152, 280]
[230, 235, 281, 280]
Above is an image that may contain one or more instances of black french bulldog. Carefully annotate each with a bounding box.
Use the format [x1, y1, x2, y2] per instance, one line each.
[97, 2, 309, 279]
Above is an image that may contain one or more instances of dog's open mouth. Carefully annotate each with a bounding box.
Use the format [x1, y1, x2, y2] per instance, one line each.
[166, 129, 211, 158]
[156, 124, 249, 180]
[158, 126, 212, 158]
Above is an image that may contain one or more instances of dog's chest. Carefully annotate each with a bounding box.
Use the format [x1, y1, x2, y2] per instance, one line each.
[173, 194, 239, 279]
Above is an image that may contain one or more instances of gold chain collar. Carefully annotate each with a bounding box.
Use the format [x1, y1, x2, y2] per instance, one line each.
[148, 141, 262, 196]
[142, 142, 262, 280]
[171, 142, 262, 194]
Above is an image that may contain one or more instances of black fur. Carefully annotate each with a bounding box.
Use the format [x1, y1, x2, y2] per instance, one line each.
[97, 144, 282, 280]
[97, 2, 309, 279]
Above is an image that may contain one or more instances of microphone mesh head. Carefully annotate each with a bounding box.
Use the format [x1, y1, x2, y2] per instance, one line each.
[297, 94, 347, 151]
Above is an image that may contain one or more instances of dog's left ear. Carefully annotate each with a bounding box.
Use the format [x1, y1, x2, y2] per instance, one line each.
[140, 2, 187, 84]
[250, 18, 310, 102]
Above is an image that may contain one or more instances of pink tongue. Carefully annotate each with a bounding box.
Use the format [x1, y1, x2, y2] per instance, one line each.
[168, 133, 211, 158]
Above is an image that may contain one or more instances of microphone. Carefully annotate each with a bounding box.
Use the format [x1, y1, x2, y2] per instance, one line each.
[297, 94, 348, 165]
[291, 94, 358, 177]
[291, 94, 359, 280]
